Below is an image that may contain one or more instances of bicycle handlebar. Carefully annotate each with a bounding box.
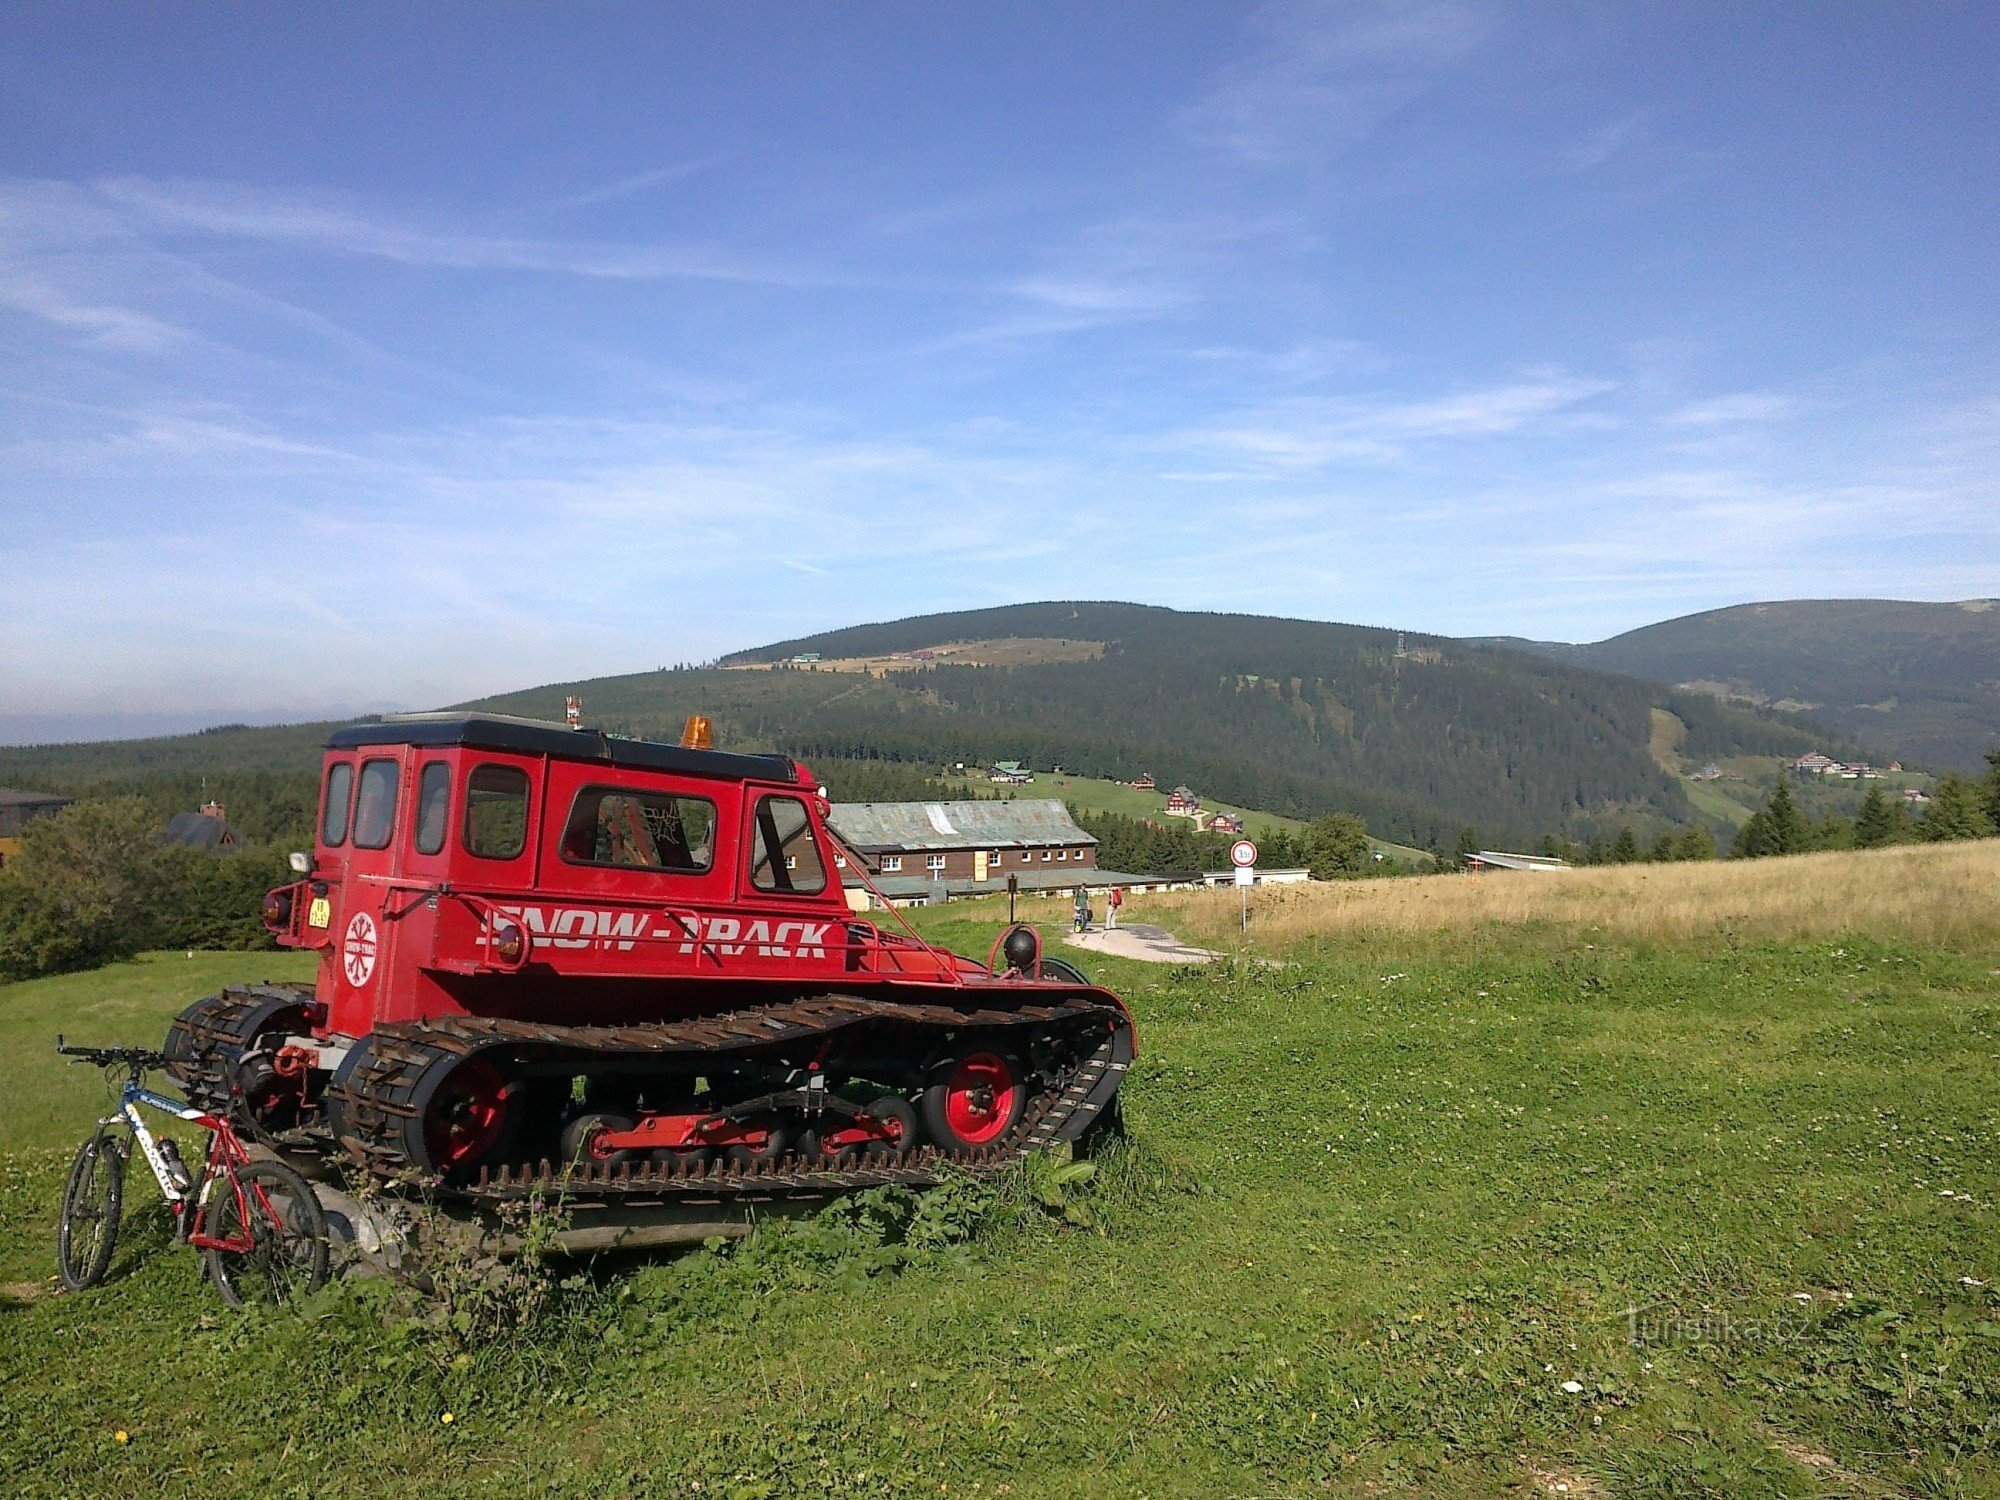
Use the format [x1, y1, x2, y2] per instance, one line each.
[55, 1036, 170, 1072]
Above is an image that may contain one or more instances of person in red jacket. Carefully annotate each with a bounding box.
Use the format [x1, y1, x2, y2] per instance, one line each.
[1107, 884, 1123, 930]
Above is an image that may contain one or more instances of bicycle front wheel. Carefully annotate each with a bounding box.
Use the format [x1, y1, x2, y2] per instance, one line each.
[56, 1131, 126, 1291]
[203, 1159, 329, 1309]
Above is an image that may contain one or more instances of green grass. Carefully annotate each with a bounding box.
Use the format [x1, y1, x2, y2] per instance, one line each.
[4, 923, 2000, 1497]
[936, 770, 1431, 864]
[0, 950, 317, 1154]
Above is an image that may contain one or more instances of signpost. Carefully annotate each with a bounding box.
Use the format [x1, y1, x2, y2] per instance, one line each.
[1230, 839, 1258, 933]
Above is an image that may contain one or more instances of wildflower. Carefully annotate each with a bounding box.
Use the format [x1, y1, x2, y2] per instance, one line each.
[114, 1430, 129, 1445]
[441, 1412, 454, 1425]
[1560, 1379, 1584, 1394]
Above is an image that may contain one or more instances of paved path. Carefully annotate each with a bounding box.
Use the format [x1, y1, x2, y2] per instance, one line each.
[1064, 922, 1221, 965]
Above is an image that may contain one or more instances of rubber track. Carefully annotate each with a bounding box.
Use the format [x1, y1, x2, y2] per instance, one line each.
[164, 983, 316, 1111]
[323, 993, 1132, 1204]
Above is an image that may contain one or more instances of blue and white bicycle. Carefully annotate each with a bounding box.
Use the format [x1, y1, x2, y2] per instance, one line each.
[55, 1039, 329, 1307]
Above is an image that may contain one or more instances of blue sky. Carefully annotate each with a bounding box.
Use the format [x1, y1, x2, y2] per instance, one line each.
[3, 2, 1996, 742]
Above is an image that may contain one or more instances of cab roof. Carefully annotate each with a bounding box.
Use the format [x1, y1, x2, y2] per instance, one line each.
[325, 714, 800, 784]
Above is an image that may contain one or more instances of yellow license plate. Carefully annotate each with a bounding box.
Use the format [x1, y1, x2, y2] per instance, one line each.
[307, 897, 331, 929]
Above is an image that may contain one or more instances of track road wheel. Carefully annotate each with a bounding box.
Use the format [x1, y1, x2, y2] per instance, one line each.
[561, 1112, 638, 1170]
[862, 1095, 919, 1160]
[420, 1054, 519, 1178]
[650, 1146, 716, 1175]
[722, 1121, 788, 1172]
[922, 1051, 1025, 1152]
[56, 1131, 125, 1291]
[794, 1127, 848, 1169]
[204, 1160, 329, 1309]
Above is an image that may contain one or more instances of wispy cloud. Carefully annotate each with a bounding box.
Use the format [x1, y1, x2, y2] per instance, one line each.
[541, 156, 731, 214]
[1167, 374, 1615, 470]
[1564, 111, 1653, 173]
[93, 176, 832, 286]
[1187, 0, 1496, 167]
[1667, 392, 1795, 425]
[0, 271, 184, 351]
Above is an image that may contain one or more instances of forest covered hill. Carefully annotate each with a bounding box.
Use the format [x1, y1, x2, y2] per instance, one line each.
[1490, 598, 2000, 770]
[481, 602, 1832, 846]
[0, 602, 1843, 849]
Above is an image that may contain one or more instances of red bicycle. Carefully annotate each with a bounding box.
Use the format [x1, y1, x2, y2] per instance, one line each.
[56, 1039, 329, 1307]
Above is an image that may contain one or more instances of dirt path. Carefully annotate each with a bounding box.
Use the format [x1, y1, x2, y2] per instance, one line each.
[1064, 922, 1220, 964]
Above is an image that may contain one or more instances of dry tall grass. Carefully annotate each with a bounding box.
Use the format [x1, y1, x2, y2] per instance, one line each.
[1138, 838, 2000, 950]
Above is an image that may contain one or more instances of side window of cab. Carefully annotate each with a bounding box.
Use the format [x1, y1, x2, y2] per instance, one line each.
[746, 795, 826, 894]
[463, 764, 532, 860]
[320, 761, 354, 846]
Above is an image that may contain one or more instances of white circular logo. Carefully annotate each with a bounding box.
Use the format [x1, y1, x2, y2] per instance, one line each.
[1230, 839, 1259, 868]
[342, 911, 379, 986]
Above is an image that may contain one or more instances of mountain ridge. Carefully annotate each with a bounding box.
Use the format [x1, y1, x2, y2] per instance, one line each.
[1484, 597, 2000, 769]
[0, 600, 1855, 849]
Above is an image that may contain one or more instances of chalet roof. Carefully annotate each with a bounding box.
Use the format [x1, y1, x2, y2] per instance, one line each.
[0, 788, 72, 810]
[1467, 849, 1572, 872]
[163, 811, 241, 853]
[829, 799, 1096, 853]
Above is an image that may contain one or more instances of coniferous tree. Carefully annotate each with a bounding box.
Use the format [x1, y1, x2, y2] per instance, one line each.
[1920, 773, 1997, 842]
[1733, 778, 1808, 858]
[1649, 832, 1676, 863]
[1612, 826, 1640, 863]
[1673, 826, 1716, 861]
[1983, 748, 2000, 831]
[1854, 785, 1900, 849]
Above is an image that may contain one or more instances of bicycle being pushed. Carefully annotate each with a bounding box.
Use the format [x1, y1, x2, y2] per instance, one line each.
[55, 1038, 330, 1307]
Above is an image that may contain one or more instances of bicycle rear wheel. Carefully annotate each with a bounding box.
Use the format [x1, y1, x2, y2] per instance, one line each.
[203, 1159, 329, 1308]
[56, 1131, 125, 1291]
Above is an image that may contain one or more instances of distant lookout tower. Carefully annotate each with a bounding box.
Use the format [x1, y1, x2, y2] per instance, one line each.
[565, 695, 582, 729]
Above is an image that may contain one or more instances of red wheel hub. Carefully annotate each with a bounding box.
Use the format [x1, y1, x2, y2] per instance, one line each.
[940, 1052, 1019, 1146]
[424, 1056, 510, 1170]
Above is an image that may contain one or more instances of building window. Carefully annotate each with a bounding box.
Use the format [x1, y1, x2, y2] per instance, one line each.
[1041, 850, 1051, 861]
[1057, 849, 1068, 861]
[882, 855, 902, 872]
[834, 854, 846, 869]
[927, 854, 947, 872]
[561, 785, 716, 872]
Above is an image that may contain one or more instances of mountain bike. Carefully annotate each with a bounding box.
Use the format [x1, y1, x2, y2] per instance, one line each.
[55, 1038, 330, 1307]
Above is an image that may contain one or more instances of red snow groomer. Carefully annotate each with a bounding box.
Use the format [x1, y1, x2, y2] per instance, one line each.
[164, 714, 1133, 1202]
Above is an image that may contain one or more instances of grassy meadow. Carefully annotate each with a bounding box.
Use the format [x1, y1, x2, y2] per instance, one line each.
[3, 846, 1999, 1496]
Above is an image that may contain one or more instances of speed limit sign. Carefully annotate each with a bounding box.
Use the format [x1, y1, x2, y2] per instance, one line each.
[1230, 839, 1258, 868]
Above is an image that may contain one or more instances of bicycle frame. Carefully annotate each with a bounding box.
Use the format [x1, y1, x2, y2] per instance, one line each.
[105, 1081, 268, 1255]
